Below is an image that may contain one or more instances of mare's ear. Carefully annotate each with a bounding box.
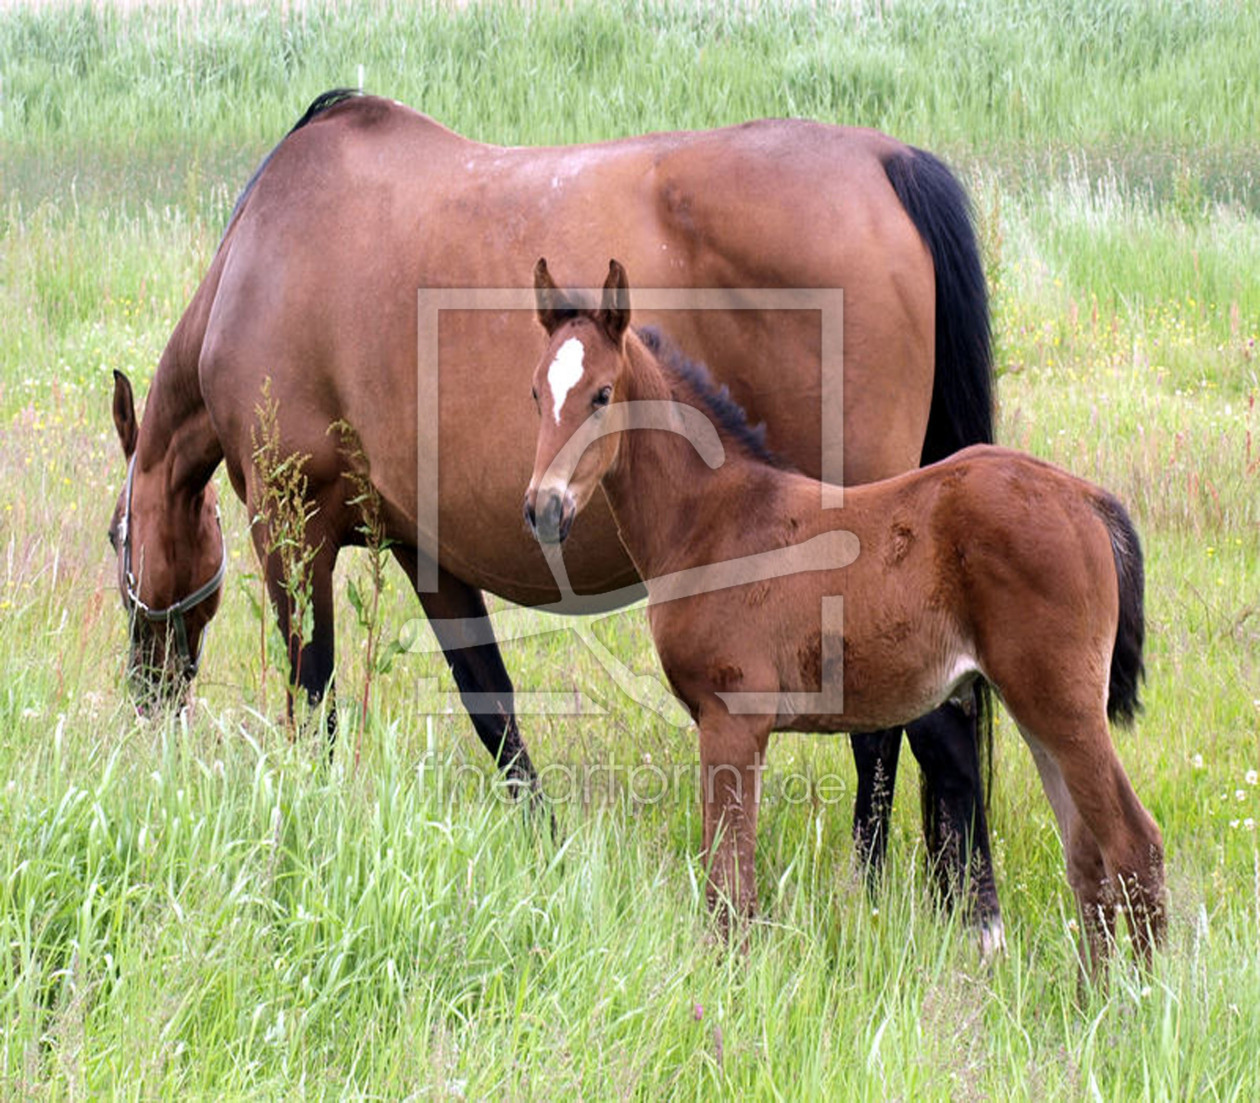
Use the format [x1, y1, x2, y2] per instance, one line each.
[534, 257, 567, 335]
[597, 259, 630, 346]
[112, 370, 138, 459]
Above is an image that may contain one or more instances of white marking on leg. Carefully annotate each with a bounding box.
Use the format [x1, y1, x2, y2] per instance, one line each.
[548, 337, 586, 424]
[979, 917, 1007, 961]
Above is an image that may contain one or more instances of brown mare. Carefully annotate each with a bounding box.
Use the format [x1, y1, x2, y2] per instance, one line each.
[107, 90, 997, 929]
[524, 260, 1165, 969]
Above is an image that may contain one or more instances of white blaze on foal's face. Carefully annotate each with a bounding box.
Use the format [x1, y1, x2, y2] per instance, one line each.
[547, 337, 586, 424]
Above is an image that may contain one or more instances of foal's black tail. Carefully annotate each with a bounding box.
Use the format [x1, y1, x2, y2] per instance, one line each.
[1094, 493, 1147, 725]
[885, 147, 997, 821]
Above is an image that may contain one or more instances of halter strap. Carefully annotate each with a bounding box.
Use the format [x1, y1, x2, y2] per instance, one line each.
[120, 454, 226, 677]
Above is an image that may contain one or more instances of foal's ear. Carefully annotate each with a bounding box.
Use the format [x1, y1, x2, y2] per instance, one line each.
[597, 259, 630, 346]
[112, 369, 138, 459]
[534, 257, 567, 335]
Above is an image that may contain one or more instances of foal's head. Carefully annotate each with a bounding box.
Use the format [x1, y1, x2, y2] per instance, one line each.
[523, 258, 631, 545]
[108, 372, 225, 713]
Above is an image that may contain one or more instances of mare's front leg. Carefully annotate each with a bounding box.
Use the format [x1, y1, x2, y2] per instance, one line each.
[255, 531, 339, 754]
[698, 704, 772, 927]
[394, 550, 540, 798]
[904, 689, 1004, 953]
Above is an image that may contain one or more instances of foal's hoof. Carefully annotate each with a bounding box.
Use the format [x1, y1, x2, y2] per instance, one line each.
[705, 902, 761, 956]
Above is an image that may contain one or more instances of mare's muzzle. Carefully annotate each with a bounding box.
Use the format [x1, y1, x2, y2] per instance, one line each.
[117, 453, 225, 711]
[524, 486, 576, 545]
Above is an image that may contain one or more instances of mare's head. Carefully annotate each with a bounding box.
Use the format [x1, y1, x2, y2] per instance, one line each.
[108, 371, 226, 713]
[524, 258, 631, 545]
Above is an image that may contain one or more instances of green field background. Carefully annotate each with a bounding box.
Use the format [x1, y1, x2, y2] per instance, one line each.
[2, 2, 1259, 1097]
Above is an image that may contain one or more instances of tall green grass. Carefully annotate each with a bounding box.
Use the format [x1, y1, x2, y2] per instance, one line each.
[4, 0, 1259, 152]
[3, 708, 1259, 1097]
[2, 0, 1259, 1097]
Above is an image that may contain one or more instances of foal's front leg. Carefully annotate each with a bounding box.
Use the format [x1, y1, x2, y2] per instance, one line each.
[697, 705, 773, 926]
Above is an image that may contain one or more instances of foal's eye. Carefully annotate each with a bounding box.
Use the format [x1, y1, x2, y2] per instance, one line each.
[107, 527, 118, 551]
[593, 385, 613, 409]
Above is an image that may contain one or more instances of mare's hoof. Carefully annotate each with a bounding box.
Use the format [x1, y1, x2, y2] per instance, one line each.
[977, 916, 1007, 962]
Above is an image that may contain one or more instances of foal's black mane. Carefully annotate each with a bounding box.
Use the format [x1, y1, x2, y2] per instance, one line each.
[225, 88, 363, 233]
[635, 325, 790, 470]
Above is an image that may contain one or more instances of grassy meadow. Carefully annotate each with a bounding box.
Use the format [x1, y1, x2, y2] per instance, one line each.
[2, 1, 1259, 1097]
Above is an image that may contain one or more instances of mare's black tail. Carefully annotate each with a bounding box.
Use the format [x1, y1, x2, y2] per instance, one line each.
[883, 146, 994, 465]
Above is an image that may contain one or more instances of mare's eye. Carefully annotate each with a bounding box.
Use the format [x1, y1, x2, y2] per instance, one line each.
[531, 386, 539, 403]
[593, 386, 613, 409]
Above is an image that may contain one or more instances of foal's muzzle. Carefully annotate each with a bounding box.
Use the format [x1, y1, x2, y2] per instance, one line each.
[524, 487, 576, 545]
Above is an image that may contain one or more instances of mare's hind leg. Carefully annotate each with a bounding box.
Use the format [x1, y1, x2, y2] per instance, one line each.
[394, 549, 540, 797]
[1018, 720, 1165, 971]
[850, 728, 902, 882]
[905, 691, 1004, 953]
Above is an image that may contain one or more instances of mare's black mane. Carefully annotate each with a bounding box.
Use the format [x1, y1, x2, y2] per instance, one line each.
[635, 325, 790, 470]
[225, 88, 363, 233]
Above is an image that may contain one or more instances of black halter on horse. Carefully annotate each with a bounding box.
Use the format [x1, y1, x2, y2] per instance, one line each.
[118, 455, 227, 679]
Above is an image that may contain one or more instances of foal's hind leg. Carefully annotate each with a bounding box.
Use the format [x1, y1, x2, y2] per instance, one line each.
[1022, 732, 1114, 969]
[394, 549, 540, 798]
[1018, 720, 1165, 970]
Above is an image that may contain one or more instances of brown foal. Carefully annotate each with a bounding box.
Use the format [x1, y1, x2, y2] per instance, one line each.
[524, 259, 1165, 970]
